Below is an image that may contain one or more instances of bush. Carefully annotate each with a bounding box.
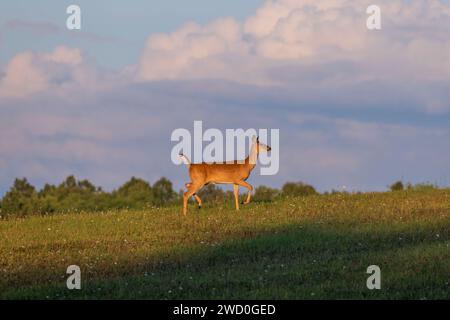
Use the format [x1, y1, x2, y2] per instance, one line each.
[253, 185, 280, 202]
[282, 182, 317, 197]
[390, 181, 404, 191]
[407, 183, 438, 192]
[197, 184, 227, 203]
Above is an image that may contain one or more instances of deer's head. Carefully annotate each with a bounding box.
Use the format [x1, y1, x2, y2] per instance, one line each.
[253, 136, 271, 154]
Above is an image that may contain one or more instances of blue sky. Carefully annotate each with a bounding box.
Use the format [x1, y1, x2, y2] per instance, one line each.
[1, 0, 450, 196]
[1, 0, 264, 68]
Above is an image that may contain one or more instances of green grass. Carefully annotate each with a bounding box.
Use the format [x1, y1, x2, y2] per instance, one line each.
[1, 190, 449, 299]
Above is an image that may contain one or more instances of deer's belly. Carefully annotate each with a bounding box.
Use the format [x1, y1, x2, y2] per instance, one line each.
[209, 181, 234, 184]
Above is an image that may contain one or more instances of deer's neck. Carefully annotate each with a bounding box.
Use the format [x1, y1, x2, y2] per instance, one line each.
[245, 145, 258, 170]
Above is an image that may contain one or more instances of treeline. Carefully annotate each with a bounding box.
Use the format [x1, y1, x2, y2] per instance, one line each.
[0, 176, 439, 218]
[0, 176, 177, 218]
[388, 180, 438, 192]
[0, 176, 318, 218]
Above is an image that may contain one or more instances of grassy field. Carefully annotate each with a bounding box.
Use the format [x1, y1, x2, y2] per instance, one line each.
[0, 190, 449, 299]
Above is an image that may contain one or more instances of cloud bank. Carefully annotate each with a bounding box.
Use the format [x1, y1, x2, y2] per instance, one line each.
[137, 0, 450, 92]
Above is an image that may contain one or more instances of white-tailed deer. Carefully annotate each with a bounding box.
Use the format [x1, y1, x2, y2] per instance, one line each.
[179, 136, 271, 215]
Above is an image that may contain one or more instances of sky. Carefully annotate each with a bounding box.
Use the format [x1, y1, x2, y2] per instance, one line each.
[0, 0, 264, 68]
[1, 0, 450, 196]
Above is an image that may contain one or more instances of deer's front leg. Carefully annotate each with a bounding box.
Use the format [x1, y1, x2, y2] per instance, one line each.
[193, 193, 202, 208]
[233, 184, 240, 211]
[237, 181, 253, 205]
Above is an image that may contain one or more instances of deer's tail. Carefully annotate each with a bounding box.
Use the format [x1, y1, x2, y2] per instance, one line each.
[179, 153, 191, 168]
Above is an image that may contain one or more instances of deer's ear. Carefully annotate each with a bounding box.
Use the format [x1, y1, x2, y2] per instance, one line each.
[252, 135, 257, 143]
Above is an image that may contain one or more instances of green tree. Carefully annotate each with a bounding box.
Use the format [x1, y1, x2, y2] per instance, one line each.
[1, 178, 37, 217]
[152, 177, 176, 206]
[114, 177, 153, 209]
[78, 179, 96, 193]
[36, 183, 58, 214]
[61, 175, 77, 189]
[51, 176, 102, 212]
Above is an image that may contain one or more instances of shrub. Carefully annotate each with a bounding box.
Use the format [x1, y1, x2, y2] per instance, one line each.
[253, 185, 280, 202]
[407, 183, 438, 192]
[197, 184, 227, 203]
[282, 182, 317, 197]
[390, 181, 404, 191]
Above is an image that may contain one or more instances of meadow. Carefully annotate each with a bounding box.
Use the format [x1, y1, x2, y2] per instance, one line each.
[0, 189, 449, 299]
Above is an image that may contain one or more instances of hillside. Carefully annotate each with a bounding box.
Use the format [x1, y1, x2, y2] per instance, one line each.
[1, 190, 449, 299]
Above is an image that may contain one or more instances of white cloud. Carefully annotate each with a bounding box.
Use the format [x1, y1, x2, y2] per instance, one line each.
[135, 0, 450, 95]
[136, 18, 268, 84]
[0, 46, 107, 98]
[2, 1, 450, 109]
[0, 51, 49, 97]
[43, 46, 82, 65]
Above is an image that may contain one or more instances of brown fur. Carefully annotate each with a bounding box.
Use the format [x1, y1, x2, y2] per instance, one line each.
[181, 137, 271, 215]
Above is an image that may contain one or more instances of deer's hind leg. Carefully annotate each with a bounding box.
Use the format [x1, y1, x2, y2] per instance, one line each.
[183, 182, 204, 215]
[185, 183, 202, 208]
[233, 184, 240, 211]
